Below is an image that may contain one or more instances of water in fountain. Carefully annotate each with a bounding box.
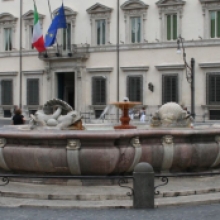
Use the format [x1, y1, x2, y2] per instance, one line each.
[99, 104, 115, 123]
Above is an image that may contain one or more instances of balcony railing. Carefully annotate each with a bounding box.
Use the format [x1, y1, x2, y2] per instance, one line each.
[38, 44, 90, 61]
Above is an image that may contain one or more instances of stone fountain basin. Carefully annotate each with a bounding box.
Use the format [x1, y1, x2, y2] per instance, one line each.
[0, 127, 220, 175]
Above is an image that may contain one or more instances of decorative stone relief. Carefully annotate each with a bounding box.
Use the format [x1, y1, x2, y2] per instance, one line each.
[156, 0, 186, 41]
[162, 135, 174, 145]
[211, 136, 220, 168]
[127, 137, 142, 172]
[199, 0, 220, 39]
[87, 3, 112, 46]
[161, 135, 174, 171]
[0, 13, 18, 52]
[121, 0, 149, 43]
[66, 139, 81, 175]
[130, 136, 141, 148]
[67, 139, 81, 150]
[0, 138, 10, 171]
[0, 138, 6, 148]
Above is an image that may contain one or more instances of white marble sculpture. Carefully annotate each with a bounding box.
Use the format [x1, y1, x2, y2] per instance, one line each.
[150, 102, 193, 128]
[29, 99, 82, 130]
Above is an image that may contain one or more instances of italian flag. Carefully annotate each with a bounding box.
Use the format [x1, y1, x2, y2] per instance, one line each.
[32, 4, 46, 52]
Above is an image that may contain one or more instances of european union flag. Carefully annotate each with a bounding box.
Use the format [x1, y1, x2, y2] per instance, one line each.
[44, 4, 67, 47]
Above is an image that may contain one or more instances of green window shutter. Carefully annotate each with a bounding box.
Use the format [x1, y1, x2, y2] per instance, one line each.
[127, 76, 143, 102]
[27, 79, 39, 105]
[92, 77, 106, 105]
[207, 73, 220, 104]
[217, 11, 220, 38]
[173, 14, 177, 40]
[102, 20, 106, 45]
[210, 11, 216, 38]
[131, 18, 135, 43]
[137, 17, 141, 43]
[162, 75, 178, 104]
[1, 80, 13, 105]
[97, 20, 101, 45]
[167, 15, 171, 40]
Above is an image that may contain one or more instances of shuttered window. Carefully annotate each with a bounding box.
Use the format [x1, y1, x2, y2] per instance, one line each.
[206, 73, 220, 105]
[167, 14, 177, 40]
[1, 80, 13, 105]
[127, 76, 143, 102]
[27, 79, 39, 105]
[92, 77, 106, 105]
[210, 11, 220, 38]
[162, 75, 178, 104]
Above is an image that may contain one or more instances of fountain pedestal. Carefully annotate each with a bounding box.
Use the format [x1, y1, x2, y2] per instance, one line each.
[111, 102, 141, 129]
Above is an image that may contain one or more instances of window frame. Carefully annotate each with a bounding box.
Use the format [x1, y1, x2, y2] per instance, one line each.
[130, 17, 142, 44]
[166, 13, 178, 41]
[26, 78, 39, 106]
[162, 74, 179, 104]
[1, 79, 13, 105]
[87, 3, 112, 46]
[4, 28, 13, 51]
[200, 0, 220, 39]
[206, 72, 220, 105]
[156, 0, 185, 42]
[96, 19, 106, 45]
[127, 75, 143, 102]
[92, 76, 106, 105]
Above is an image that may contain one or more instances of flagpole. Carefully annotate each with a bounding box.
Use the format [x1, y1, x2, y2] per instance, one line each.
[47, 0, 60, 55]
[19, 0, 23, 109]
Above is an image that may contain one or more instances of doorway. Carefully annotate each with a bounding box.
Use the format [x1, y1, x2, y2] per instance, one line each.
[57, 72, 75, 109]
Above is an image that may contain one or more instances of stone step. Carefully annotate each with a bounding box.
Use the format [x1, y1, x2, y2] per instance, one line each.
[1, 192, 220, 209]
[0, 191, 131, 201]
[1, 185, 220, 201]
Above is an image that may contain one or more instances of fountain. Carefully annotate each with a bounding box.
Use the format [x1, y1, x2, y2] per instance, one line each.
[0, 99, 220, 175]
[111, 99, 141, 129]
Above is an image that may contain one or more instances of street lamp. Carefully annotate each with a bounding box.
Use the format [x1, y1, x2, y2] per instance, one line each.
[177, 35, 195, 119]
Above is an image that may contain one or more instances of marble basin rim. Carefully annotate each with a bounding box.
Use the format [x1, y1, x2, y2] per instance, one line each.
[0, 126, 220, 175]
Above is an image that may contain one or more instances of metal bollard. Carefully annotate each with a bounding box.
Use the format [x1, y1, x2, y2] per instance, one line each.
[133, 162, 154, 209]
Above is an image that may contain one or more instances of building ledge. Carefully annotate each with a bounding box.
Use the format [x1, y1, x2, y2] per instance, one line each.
[121, 66, 149, 72]
[87, 67, 113, 73]
[199, 62, 220, 68]
[155, 64, 185, 71]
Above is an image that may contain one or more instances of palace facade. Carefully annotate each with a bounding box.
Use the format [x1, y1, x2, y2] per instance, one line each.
[0, 0, 220, 121]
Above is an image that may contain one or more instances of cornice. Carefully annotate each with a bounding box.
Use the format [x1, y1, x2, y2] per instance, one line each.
[121, 0, 149, 10]
[86, 67, 113, 73]
[87, 3, 112, 14]
[199, 62, 220, 68]
[155, 64, 185, 71]
[121, 66, 149, 71]
[23, 70, 44, 75]
[0, 72, 18, 76]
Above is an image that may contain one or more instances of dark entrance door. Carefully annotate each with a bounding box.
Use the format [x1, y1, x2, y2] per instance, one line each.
[57, 72, 75, 109]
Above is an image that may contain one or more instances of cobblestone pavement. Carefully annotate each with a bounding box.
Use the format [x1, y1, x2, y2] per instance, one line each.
[0, 204, 220, 220]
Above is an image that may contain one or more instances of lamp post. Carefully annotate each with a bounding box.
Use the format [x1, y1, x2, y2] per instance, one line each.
[177, 35, 195, 119]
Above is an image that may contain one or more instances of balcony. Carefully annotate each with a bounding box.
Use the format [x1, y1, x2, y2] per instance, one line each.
[38, 44, 90, 61]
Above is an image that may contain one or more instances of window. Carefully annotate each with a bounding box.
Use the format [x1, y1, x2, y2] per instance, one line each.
[4, 28, 12, 51]
[210, 11, 220, 38]
[62, 23, 71, 51]
[1, 80, 13, 105]
[96, 19, 106, 45]
[156, 0, 185, 41]
[121, 0, 148, 44]
[206, 73, 220, 105]
[162, 75, 178, 104]
[131, 17, 141, 43]
[127, 76, 143, 102]
[29, 25, 34, 49]
[27, 79, 39, 105]
[167, 14, 177, 40]
[92, 77, 106, 105]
